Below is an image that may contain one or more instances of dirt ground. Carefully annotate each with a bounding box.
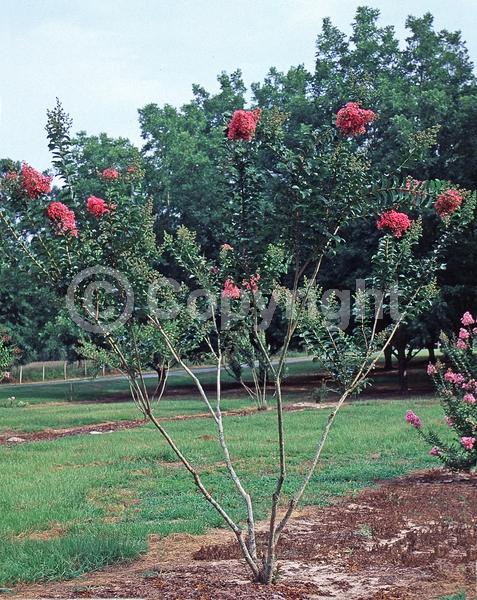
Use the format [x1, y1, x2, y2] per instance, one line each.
[10, 469, 477, 600]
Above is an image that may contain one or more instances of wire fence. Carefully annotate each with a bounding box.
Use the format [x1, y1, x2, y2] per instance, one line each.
[6, 361, 118, 384]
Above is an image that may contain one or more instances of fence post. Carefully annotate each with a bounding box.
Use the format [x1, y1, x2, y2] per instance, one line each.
[102, 364, 106, 377]
[84, 361, 87, 378]
[42, 364, 45, 382]
[19, 365, 23, 384]
[64, 361, 67, 381]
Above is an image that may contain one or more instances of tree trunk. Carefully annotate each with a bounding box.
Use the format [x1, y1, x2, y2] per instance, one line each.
[383, 345, 393, 370]
[427, 344, 436, 363]
[396, 341, 408, 393]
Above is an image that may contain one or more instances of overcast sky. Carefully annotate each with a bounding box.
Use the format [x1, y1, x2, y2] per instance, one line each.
[1, 0, 477, 169]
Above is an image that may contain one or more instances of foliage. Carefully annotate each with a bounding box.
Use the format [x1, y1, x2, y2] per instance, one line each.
[408, 312, 477, 471]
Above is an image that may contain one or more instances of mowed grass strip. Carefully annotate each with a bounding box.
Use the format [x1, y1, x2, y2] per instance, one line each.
[0, 397, 444, 586]
[0, 397, 254, 434]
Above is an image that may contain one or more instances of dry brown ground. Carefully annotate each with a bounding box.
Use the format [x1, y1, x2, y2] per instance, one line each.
[10, 470, 477, 600]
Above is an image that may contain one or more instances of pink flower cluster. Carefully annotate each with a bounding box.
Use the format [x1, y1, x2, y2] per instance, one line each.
[87, 196, 110, 218]
[222, 279, 241, 299]
[243, 273, 260, 293]
[461, 436, 476, 451]
[444, 370, 465, 385]
[405, 410, 422, 429]
[221, 243, 233, 251]
[21, 164, 52, 199]
[227, 109, 261, 141]
[101, 168, 119, 180]
[4, 171, 18, 181]
[335, 102, 375, 136]
[429, 446, 441, 456]
[434, 189, 463, 218]
[376, 210, 412, 238]
[46, 201, 78, 237]
[461, 312, 475, 326]
[427, 363, 438, 375]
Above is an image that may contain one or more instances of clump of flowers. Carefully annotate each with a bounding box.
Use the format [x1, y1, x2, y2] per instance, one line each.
[405, 410, 422, 429]
[227, 109, 261, 141]
[46, 202, 78, 237]
[407, 311, 477, 471]
[101, 168, 119, 180]
[221, 243, 233, 251]
[434, 189, 463, 218]
[243, 273, 260, 294]
[21, 164, 52, 199]
[376, 210, 412, 238]
[87, 196, 110, 218]
[335, 101, 375, 136]
[222, 279, 241, 299]
[4, 171, 18, 181]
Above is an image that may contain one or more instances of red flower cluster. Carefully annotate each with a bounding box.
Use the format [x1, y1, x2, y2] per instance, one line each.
[87, 196, 110, 218]
[336, 102, 375, 136]
[243, 273, 260, 293]
[434, 189, 463, 218]
[376, 210, 412, 238]
[21, 164, 52, 199]
[227, 109, 261, 141]
[46, 201, 78, 237]
[101, 168, 119, 180]
[222, 279, 241, 299]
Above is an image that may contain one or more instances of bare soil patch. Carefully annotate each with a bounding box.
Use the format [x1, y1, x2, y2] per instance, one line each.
[10, 469, 477, 599]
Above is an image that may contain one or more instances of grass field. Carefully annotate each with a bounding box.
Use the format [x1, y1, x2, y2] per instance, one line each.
[0, 392, 447, 587]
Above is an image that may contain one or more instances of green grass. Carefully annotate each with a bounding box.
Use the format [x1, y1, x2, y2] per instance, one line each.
[0, 358, 315, 405]
[0, 396, 254, 433]
[0, 396, 446, 586]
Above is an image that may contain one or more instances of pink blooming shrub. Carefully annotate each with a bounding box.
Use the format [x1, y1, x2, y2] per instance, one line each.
[243, 273, 260, 294]
[427, 363, 438, 375]
[335, 102, 375, 136]
[101, 168, 119, 180]
[21, 164, 52, 199]
[434, 189, 463, 218]
[405, 410, 422, 429]
[463, 394, 476, 405]
[410, 311, 477, 470]
[46, 202, 78, 237]
[87, 196, 110, 218]
[222, 279, 241, 299]
[376, 210, 412, 238]
[227, 109, 261, 141]
[461, 437, 476, 451]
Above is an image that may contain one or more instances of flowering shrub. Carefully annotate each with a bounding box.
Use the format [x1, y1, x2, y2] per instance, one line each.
[407, 312, 477, 471]
[86, 195, 110, 218]
[222, 278, 241, 299]
[227, 109, 261, 141]
[434, 188, 463, 218]
[376, 210, 412, 238]
[21, 163, 52, 199]
[101, 167, 119, 180]
[47, 201, 78, 237]
[335, 101, 375, 136]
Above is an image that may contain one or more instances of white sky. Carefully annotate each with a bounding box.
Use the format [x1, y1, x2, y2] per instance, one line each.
[1, 0, 477, 169]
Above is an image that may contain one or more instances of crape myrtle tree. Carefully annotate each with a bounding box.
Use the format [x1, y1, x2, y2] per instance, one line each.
[406, 311, 477, 471]
[0, 100, 474, 584]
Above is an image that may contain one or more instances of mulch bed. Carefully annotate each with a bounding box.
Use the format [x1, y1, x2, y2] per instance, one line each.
[10, 469, 477, 599]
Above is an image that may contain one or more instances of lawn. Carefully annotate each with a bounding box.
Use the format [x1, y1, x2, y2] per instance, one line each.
[0, 395, 446, 586]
